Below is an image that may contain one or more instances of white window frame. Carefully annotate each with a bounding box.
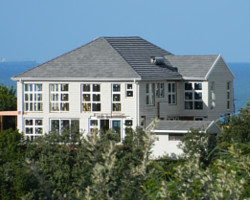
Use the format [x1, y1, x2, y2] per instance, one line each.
[82, 83, 101, 112]
[168, 82, 176, 104]
[50, 83, 69, 112]
[24, 119, 43, 140]
[50, 119, 79, 134]
[146, 83, 155, 105]
[156, 83, 164, 98]
[112, 84, 121, 112]
[126, 83, 133, 97]
[89, 119, 99, 134]
[24, 84, 43, 111]
[184, 82, 203, 110]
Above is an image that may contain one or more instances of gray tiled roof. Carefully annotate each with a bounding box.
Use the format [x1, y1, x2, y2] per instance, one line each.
[164, 55, 219, 79]
[155, 120, 213, 131]
[13, 37, 182, 80]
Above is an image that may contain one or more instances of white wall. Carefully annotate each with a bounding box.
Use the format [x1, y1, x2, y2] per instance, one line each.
[16, 81, 138, 136]
[152, 134, 183, 158]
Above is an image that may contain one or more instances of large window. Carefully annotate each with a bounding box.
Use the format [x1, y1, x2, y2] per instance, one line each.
[24, 84, 43, 111]
[51, 119, 79, 134]
[112, 84, 121, 111]
[25, 119, 43, 140]
[146, 83, 155, 105]
[168, 82, 176, 104]
[82, 84, 101, 112]
[184, 82, 203, 110]
[156, 83, 164, 98]
[50, 84, 69, 111]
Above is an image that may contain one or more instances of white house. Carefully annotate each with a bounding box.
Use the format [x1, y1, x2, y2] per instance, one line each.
[12, 37, 234, 155]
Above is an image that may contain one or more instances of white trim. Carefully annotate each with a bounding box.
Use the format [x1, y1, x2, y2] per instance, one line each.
[11, 77, 142, 81]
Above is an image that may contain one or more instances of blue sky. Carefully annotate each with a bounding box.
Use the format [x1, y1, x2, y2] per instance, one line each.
[1, 0, 250, 63]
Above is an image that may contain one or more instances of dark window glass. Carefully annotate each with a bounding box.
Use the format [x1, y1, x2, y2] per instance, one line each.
[194, 83, 202, 90]
[194, 102, 203, 109]
[185, 83, 192, 90]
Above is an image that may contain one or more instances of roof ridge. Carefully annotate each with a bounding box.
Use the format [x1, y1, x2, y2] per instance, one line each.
[103, 37, 142, 78]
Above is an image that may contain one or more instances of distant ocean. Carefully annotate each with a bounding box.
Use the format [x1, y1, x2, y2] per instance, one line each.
[0, 61, 249, 112]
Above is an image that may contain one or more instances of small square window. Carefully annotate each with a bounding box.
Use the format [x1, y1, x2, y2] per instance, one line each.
[127, 84, 133, 90]
[113, 84, 120, 92]
[125, 120, 133, 126]
[126, 91, 133, 97]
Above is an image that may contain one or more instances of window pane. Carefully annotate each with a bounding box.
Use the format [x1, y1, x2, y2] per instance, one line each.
[26, 128, 33, 134]
[93, 84, 100, 92]
[61, 84, 68, 91]
[195, 92, 202, 100]
[25, 120, 33, 125]
[185, 83, 192, 90]
[50, 84, 58, 91]
[83, 103, 91, 111]
[61, 120, 70, 131]
[92, 103, 101, 111]
[83, 94, 90, 101]
[90, 120, 98, 126]
[168, 95, 172, 103]
[35, 128, 43, 134]
[113, 94, 120, 101]
[51, 94, 59, 101]
[61, 94, 69, 101]
[51, 103, 59, 111]
[83, 84, 90, 92]
[125, 120, 132, 126]
[126, 91, 133, 97]
[127, 84, 132, 89]
[35, 120, 43, 126]
[93, 94, 100, 101]
[61, 103, 69, 111]
[195, 83, 202, 90]
[112, 120, 121, 134]
[113, 84, 120, 92]
[51, 120, 59, 132]
[113, 103, 121, 111]
[172, 95, 176, 104]
[185, 102, 193, 109]
[172, 83, 175, 92]
[185, 92, 193, 100]
[194, 102, 203, 109]
[35, 84, 42, 91]
[35, 94, 42, 101]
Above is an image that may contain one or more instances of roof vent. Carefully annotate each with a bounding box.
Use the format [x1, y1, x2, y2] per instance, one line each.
[150, 56, 164, 65]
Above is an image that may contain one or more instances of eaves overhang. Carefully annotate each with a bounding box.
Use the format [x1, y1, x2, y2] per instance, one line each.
[11, 77, 142, 82]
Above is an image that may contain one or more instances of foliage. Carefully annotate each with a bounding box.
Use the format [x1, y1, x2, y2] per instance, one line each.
[178, 128, 217, 165]
[0, 84, 16, 111]
[0, 101, 249, 199]
[218, 100, 250, 145]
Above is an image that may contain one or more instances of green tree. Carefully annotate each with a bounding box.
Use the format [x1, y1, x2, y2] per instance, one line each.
[178, 129, 217, 165]
[218, 100, 250, 145]
[0, 84, 16, 111]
